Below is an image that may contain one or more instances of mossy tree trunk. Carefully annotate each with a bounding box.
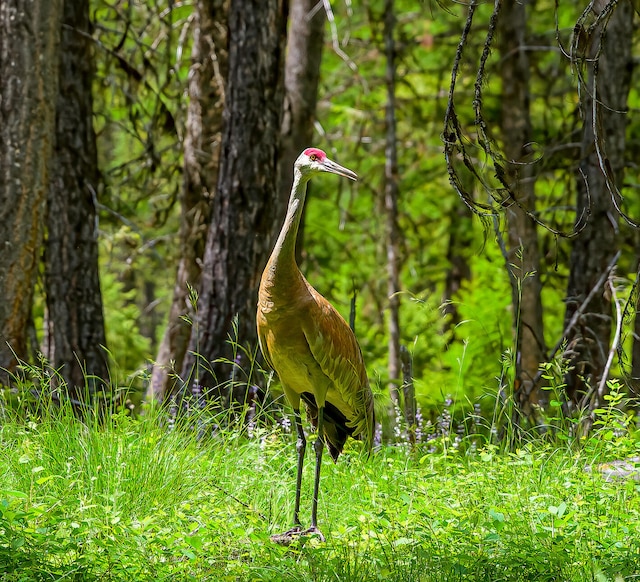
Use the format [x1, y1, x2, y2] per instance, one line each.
[43, 0, 110, 403]
[0, 0, 63, 386]
[180, 0, 288, 400]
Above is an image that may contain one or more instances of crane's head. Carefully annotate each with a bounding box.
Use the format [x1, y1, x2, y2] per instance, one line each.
[295, 148, 358, 181]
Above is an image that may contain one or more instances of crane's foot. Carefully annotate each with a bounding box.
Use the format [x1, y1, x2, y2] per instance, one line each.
[270, 526, 325, 545]
[270, 526, 302, 545]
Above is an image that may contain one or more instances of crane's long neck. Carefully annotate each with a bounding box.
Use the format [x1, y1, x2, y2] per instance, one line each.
[268, 169, 309, 273]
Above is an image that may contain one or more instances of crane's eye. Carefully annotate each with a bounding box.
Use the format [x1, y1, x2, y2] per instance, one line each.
[309, 154, 317, 161]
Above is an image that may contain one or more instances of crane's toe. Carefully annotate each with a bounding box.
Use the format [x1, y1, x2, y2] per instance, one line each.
[302, 526, 325, 542]
[270, 525, 325, 545]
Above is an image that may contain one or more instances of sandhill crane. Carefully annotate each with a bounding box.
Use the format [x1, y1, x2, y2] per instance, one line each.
[257, 148, 374, 544]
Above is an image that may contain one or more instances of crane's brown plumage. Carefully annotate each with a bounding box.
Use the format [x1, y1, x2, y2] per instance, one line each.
[257, 148, 374, 543]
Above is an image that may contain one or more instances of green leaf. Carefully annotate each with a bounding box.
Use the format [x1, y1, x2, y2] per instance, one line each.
[393, 537, 415, 547]
[36, 475, 54, 485]
[556, 501, 567, 518]
[1, 490, 28, 499]
[186, 534, 203, 550]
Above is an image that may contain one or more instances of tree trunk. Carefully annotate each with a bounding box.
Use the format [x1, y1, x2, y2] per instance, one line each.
[278, 0, 325, 264]
[497, 0, 546, 422]
[631, 260, 640, 405]
[180, 0, 287, 399]
[563, 0, 632, 412]
[383, 0, 402, 411]
[0, 0, 63, 385]
[43, 0, 109, 403]
[148, 0, 228, 403]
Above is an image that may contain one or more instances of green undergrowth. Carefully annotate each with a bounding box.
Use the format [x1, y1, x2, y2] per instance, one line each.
[1, 406, 639, 581]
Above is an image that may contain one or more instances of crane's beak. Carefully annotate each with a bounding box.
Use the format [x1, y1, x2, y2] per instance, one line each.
[322, 158, 358, 181]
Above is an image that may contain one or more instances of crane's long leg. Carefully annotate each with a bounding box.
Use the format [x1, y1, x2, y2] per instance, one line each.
[306, 405, 326, 541]
[271, 409, 306, 545]
[271, 406, 325, 544]
[292, 408, 306, 527]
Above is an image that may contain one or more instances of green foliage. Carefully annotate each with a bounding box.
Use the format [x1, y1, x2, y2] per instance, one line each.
[1, 399, 640, 581]
[86, 0, 640, 422]
[100, 267, 152, 380]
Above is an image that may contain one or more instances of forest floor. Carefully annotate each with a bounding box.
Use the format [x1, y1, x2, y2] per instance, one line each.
[1, 405, 640, 581]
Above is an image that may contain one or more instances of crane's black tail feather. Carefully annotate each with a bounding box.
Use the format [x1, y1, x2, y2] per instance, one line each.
[301, 392, 352, 462]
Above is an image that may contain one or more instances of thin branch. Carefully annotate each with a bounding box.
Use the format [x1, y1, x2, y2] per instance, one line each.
[595, 278, 622, 402]
[578, 274, 624, 428]
[443, 0, 496, 219]
[444, 0, 590, 238]
[321, 0, 368, 91]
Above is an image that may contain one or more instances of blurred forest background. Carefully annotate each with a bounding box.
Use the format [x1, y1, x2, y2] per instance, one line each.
[1, 0, 639, 438]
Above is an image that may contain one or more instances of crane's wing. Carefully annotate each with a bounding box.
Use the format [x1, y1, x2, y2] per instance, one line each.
[256, 322, 275, 372]
[301, 285, 375, 452]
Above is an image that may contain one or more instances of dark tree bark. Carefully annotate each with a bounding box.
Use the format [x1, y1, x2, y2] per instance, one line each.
[563, 0, 633, 411]
[180, 0, 288, 397]
[278, 0, 325, 264]
[497, 0, 546, 421]
[0, 0, 63, 385]
[149, 0, 229, 403]
[42, 0, 109, 402]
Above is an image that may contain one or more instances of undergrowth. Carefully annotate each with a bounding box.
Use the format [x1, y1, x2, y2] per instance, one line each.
[1, 391, 640, 581]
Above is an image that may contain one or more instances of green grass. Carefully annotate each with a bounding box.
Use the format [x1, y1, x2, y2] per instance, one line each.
[1, 406, 640, 581]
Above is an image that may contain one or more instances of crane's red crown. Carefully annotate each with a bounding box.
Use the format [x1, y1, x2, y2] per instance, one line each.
[303, 147, 327, 161]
